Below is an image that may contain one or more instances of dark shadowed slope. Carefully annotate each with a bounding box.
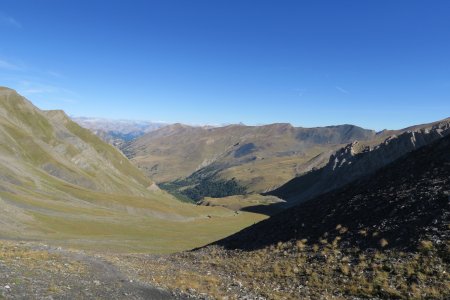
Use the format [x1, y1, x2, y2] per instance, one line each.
[269, 118, 450, 205]
[216, 133, 450, 251]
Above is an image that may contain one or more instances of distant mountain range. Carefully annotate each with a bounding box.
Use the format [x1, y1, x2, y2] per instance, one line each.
[71, 116, 168, 147]
[103, 115, 448, 206]
[123, 122, 377, 200]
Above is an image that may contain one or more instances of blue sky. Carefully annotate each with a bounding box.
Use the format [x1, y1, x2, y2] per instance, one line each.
[0, 0, 449, 130]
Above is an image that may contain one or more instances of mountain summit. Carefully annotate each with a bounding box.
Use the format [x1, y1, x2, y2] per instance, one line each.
[0, 87, 152, 196]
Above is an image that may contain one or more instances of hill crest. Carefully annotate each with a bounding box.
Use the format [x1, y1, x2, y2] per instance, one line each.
[269, 117, 450, 204]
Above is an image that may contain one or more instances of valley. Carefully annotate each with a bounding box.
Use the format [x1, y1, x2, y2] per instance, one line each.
[0, 87, 266, 254]
[0, 87, 448, 299]
[123, 122, 376, 201]
[1, 2, 449, 299]
[104, 125, 450, 299]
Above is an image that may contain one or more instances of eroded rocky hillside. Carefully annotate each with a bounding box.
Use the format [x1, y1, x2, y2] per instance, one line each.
[219, 132, 450, 251]
[270, 118, 450, 205]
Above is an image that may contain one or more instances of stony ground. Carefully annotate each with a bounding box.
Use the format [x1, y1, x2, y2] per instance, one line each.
[1, 238, 449, 299]
[104, 238, 450, 300]
[0, 240, 173, 300]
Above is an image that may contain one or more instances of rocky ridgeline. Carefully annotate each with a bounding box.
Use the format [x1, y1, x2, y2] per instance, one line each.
[331, 119, 450, 170]
[216, 129, 450, 252]
[270, 118, 450, 204]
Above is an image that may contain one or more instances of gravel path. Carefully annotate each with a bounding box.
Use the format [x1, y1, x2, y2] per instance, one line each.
[0, 241, 178, 299]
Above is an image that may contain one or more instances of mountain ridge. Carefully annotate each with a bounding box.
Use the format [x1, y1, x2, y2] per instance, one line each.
[124, 121, 377, 200]
[72, 116, 168, 147]
[269, 117, 450, 204]
[215, 133, 450, 251]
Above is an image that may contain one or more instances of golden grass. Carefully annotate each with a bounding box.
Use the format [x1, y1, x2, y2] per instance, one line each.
[0, 89, 268, 255]
[0, 240, 85, 274]
[122, 240, 450, 299]
[28, 207, 265, 253]
[0, 161, 267, 254]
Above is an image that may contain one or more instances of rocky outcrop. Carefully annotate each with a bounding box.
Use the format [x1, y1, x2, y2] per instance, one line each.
[217, 132, 450, 251]
[269, 118, 450, 204]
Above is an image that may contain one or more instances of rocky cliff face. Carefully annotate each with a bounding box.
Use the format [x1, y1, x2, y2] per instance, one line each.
[270, 118, 450, 204]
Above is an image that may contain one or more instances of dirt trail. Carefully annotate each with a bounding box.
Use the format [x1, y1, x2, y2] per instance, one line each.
[0, 241, 178, 299]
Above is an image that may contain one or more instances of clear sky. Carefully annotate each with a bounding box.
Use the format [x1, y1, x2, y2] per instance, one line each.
[0, 1, 449, 130]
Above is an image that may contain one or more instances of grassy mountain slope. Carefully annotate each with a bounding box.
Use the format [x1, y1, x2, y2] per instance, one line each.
[0, 88, 152, 196]
[0, 87, 265, 252]
[124, 122, 376, 198]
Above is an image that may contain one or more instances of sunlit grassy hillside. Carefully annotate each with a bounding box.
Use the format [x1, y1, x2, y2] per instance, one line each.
[0, 87, 266, 253]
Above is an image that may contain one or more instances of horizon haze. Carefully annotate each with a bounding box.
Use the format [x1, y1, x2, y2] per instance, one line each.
[0, 1, 449, 130]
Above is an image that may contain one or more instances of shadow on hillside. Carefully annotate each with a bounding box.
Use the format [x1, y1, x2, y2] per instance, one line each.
[212, 134, 450, 253]
[240, 202, 288, 216]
